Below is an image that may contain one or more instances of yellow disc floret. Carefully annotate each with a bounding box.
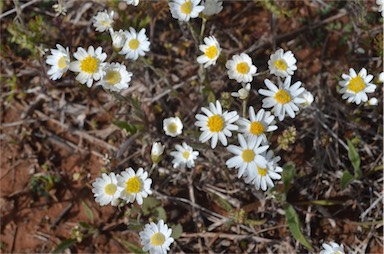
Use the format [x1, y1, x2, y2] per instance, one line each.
[250, 121, 265, 135]
[242, 149, 255, 163]
[274, 59, 287, 71]
[274, 89, 291, 104]
[129, 39, 140, 50]
[182, 151, 190, 159]
[80, 56, 99, 73]
[104, 183, 117, 195]
[207, 115, 224, 132]
[348, 76, 366, 93]
[58, 56, 67, 69]
[257, 166, 268, 176]
[236, 62, 250, 74]
[150, 232, 166, 246]
[205, 46, 218, 59]
[105, 70, 122, 85]
[167, 123, 178, 134]
[125, 176, 141, 193]
[180, 0, 192, 14]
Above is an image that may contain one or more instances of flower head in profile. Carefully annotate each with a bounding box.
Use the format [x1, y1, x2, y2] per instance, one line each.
[243, 150, 283, 191]
[379, 71, 384, 83]
[151, 142, 165, 164]
[195, 100, 239, 149]
[231, 83, 251, 100]
[163, 116, 183, 137]
[298, 89, 314, 108]
[169, 0, 205, 22]
[368, 98, 378, 106]
[170, 142, 199, 168]
[202, 0, 223, 16]
[92, 172, 123, 206]
[258, 77, 305, 121]
[237, 107, 277, 144]
[117, 167, 152, 205]
[120, 27, 150, 60]
[69, 46, 107, 87]
[320, 242, 345, 254]
[268, 48, 297, 78]
[226, 134, 269, 178]
[139, 220, 174, 254]
[376, 0, 384, 17]
[46, 44, 70, 80]
[197, 36, 221, 68]
[96, 62, 132, 92]
[339, 68, 376, 105]
[110, 29, 127, 52]
[125, 0, 139, 6]
[93, 10, 114, 32]
[226, 53, 257, 83]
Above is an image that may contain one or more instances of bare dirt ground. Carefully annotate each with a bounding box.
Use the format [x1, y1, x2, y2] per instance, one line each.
[1, 0, 383, 253]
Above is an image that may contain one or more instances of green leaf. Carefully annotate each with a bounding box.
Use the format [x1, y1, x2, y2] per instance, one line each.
[81, 201, 94, 223]
[282, 162, 296, 192]
[244, 218, 267, 226]
[347, 139, 361, 179]
[284, 204, 313, 251]
[171, 224, 183, 240]
[212, 195, 233, 212]
[52, 239, 77, 254]
[207, 90, 216, 104]
[155, 207, 167, 221]
[340, 170, 354, 190]
[113, 120, 139, 134]
[142, 197, 161, 216]
[114, 237, 146, 254]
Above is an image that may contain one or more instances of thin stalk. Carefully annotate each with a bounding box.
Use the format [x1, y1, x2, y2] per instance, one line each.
[187, 22, 199, 47]
[199, 17, 207, 42]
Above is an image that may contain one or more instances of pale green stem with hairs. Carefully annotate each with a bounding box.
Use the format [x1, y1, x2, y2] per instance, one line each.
[199, 17, 207, 42]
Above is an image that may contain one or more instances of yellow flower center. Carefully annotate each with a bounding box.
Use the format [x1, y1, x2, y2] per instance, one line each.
[58, 56, 67, 69]
[105, 70, 121, 85]
[207, 115, 224, 132]
[348, 76, 366, 93]
[129, 39, 140, 50]
[167, 123, 178, 134]
[250, 121, 265, 135]
[80, 56, 99, 74]
[180, 0, 192, 14]
[257, 166, 268, 176]
[182, 151, 190, 159]
[104, 183, 117, 195]
[274, 59, 287, 71]
[241, 149, 255, 163]
[125, 176, 141, 193]
[150, 232, 165, 246]
[274, 89, 291, 104]
[236, 62, 250, 74]
[205, 46, 218, 59]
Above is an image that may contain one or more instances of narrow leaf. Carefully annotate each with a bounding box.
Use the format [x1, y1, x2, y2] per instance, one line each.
[113, 120, 138, 134]
[285, 204, 313, 251]
[347, 139, 361, 179]
[340, 170, 354, 190]
[81, 201, 94, 223]
[282, 162, 296, 191]
[52, 239, 76, 254]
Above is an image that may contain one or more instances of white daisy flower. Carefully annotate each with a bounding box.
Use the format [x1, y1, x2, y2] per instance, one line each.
[226, 53, 257, 83]
[69, 46, 107, 87]
[139, 220, 174, 254]
[226, 134, 269, 178]
[298, 89, 314, 108]
[231, 83, 251, 100]
[237, 107, 277, 144]
[268, 48, 297, 78]
[202, 0, 223, 16]
[46, 44, 70, 80]
[151, 142, 165, 164]
[91, 172, 123, 206]
[197, 36, 221, 68]
[93, 10, 114, 32]
[125, 0, 139, 6]
[169, 0, 205, 22]
[258, 77, 306, 121]
[379, 71, 384, 83]
[96, 62, 132, 92]
[163, 116, 183, 137]
[376, 0, 384, 17]
[320, 242, 345, 254]
[368, 97, 378, 106]
[117, 167, 152, 205]
[339, 68, 376, 105]
[119, 27, 150, 60]
[243, 150, 283, 191]
[195, 100, 239, 149]
[110, 29, 127, 52]
[170, 142, 199, 168]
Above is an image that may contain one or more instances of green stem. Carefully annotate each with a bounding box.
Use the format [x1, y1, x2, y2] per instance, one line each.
[199, 17, 207, 42]
[253, 69, 270, 77]
[242, 99, 247, 117]
[187, 22, 199, 48]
